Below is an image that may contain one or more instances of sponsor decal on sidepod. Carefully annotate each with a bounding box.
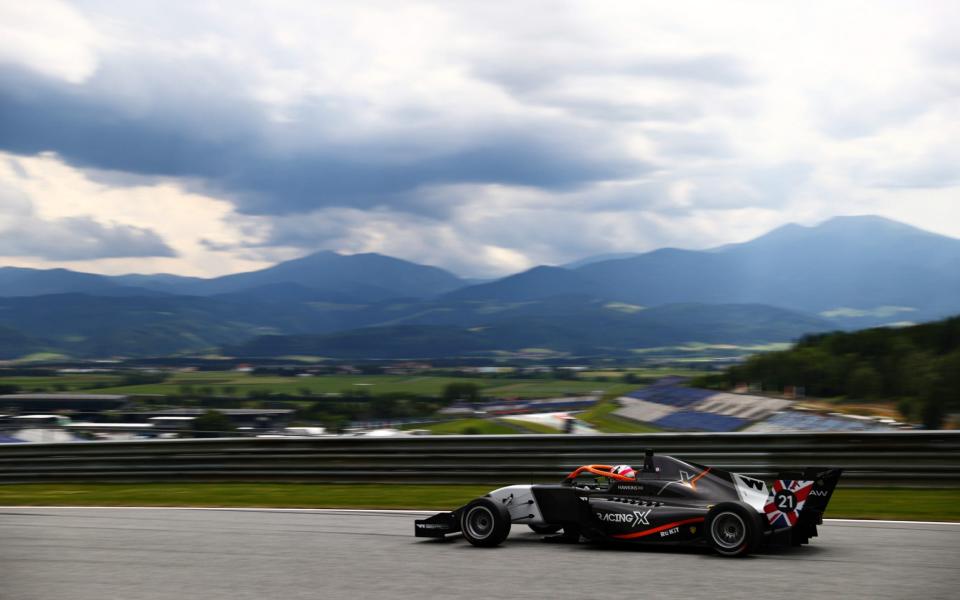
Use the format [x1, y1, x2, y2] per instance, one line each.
[597, 509, 652, 527]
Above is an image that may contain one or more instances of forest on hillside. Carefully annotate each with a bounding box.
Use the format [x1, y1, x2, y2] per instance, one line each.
[708, 316, 960, 428]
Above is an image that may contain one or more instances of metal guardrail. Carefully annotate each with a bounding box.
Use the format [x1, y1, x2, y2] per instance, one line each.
[1, 431, 958, 487]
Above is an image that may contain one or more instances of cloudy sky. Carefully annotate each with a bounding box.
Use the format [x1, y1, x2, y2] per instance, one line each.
[1, 1, 958, 278]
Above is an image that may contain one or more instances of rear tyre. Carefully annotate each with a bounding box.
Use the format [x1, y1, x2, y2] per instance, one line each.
[706, 502, 762, 557]
[528, 524, 562, 535]
[461, 498, 511, 547]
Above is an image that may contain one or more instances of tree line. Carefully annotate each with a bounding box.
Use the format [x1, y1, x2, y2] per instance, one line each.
[703, 316, 960, 428]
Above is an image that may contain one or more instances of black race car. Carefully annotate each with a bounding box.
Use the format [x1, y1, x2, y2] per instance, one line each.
[415, 450, 841, 557]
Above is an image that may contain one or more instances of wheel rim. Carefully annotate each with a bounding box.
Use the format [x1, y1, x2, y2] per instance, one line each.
[465, 506, 495, 540]
[711, 512, 746, 550]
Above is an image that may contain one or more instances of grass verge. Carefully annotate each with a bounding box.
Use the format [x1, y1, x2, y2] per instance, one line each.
[0, 483, 492, 510]
[499, 418, 561, 433]
[405, 418, 522, 435]
[0, 484, 956, 521]
[577, 398, 662, 433]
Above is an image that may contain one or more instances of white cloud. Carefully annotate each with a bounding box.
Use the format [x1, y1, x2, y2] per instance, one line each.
[0, 153, 268, 275]
[0, 0, 957, 277]
[0, 0, 102, 83]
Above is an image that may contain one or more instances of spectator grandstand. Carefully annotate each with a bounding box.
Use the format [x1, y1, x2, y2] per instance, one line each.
[615, 380, 788, 431]
[745, 410, 896, 432]
[614, 379, 893, 432]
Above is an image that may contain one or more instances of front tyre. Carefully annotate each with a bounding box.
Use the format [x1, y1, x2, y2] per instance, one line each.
[706, 502, 762, 557]
[461, 498, 511, 547]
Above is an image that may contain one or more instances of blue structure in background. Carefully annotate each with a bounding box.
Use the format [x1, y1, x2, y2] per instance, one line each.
[624, 385, 714, 408]
[756, 411, 884, 432]
[621, 378, 896, 433]
[652, 410, 748, 432]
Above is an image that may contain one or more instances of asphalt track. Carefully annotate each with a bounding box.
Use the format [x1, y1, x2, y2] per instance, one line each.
[1, 508, 958, 600]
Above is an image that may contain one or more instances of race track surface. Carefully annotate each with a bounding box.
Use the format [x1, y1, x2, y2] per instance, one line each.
[1, 508, 958, 600]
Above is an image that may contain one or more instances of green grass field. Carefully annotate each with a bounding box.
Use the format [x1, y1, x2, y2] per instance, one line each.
[1, 371, 631, 399]
[499, 418, 562, 433]
[406, 418, 525, 435]
[0, 483, 955, 521]
[576, 391, 662, 433]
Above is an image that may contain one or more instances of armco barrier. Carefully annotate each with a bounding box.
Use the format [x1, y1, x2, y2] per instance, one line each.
[0, 431, 958, 487]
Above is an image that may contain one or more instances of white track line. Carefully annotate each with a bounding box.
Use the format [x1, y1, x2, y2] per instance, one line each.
[0, 506, 957, 525]
[824, 518, 960, 526]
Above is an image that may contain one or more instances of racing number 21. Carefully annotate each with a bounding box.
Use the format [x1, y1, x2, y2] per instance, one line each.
[776, 491, 796, 511]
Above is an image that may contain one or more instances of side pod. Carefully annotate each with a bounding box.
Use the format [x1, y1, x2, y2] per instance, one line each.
[414, 510, 461, 538]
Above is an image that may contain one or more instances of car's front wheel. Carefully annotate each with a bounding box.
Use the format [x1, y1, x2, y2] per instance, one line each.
[706, 502, 762, 557]
[461, 498, 511, 547]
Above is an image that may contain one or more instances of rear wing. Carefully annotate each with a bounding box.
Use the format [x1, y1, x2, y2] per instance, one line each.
[764, 468, 842, 543]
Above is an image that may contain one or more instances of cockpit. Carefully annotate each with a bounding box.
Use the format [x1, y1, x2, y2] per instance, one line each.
[562, 451, 707, 493]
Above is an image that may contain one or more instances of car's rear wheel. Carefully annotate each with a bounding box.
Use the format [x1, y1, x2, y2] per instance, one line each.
[706, 502, 762, 557]
[461, 498, 511, 547]
[528, 524, 562, 535]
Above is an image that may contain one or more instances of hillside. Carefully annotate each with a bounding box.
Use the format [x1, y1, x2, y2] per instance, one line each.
[711, 316, 960, 428]
[0, 251, 465, 302]
[190, 251, 465, 299]
[224, 302, 831, 359]
[448, 216, 960, 325]
[0, 267, 151, 297]
[0, 215, 957, 359]
[0, 294, 371, 358]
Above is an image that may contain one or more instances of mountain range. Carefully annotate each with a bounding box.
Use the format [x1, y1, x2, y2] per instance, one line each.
[0, 215, 957, 359]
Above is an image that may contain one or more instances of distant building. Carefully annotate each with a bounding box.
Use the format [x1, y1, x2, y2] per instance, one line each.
[129, 408, 294, 429]
[384, 362, 432, 375]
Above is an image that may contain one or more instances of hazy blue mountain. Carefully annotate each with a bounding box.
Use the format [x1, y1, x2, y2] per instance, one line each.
[0, 294, 372, 357]
[110, 273, 207, 294]
[0, 325, 45, 359]
[450, 216, 960, 320]
[162, 251, 465, 300]
[709, 215, 960, 313]
[0, 292, 832, 359]
[0, 267, 152, 297]
[443, 266, 595, 302]
[0, 251, 466, 302]
[1, 215, 956, 359]
[561, 252, 641, 269]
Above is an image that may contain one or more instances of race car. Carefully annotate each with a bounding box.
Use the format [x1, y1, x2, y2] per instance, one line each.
[414, 450, 841, 557]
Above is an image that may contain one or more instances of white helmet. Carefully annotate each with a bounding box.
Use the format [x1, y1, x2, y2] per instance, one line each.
[611, 464, 636, 478]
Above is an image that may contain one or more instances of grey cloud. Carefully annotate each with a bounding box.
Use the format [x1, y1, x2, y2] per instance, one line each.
[475, 52, 754, 96]
[245, 202, 687, 278]
[538, 96, 703, 123]
[871, 161, 960, 190]
[6, 158, 29, 179]
[648, 128, 735, 158]
[0, 57, 643, 217]
[0, 217, 176, 260]
[0, 184, 175, 260]
[624, 55, 754, 86]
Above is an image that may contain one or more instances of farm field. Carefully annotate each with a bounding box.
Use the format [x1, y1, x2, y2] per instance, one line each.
[0, 371, 637, 399]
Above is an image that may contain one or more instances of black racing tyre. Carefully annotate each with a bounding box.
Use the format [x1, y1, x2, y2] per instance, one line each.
[528, 524, 562, 535]
[706, 502, 763, 557]
[461, 498, 511, 547]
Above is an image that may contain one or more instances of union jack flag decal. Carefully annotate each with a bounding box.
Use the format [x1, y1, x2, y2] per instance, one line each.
[764, 480, 814, 528]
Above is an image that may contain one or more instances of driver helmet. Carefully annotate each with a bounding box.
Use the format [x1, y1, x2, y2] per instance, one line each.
[611, 464, 636, 478]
